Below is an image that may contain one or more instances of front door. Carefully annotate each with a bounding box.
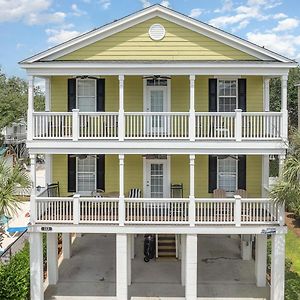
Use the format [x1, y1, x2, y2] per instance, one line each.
[144, 159, 169, 198]
[145, 80, 169, 135]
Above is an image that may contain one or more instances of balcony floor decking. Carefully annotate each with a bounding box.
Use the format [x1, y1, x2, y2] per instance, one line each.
[45, 234, 269, 300]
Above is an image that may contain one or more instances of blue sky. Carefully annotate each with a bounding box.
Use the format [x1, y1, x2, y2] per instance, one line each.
[0, 0, 299, 82]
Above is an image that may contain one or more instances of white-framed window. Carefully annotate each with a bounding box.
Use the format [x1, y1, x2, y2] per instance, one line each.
[76, 156, 96, 194]
[76, 79, 96, 112]
[146, 79, 167, 86]
[217, 79, 238, 112]
[217, 156, 238, 194]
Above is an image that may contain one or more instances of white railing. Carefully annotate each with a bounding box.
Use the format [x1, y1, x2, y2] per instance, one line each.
[242, 112, 282, 139]
[241, 198, 281, 224]
[35, 196, 282, 226]
[36, 197, 74, 223]
[33, 112, 73, 139]
[79, 197, 119, 223]
[125, 112, 189, 139]
[195, 112, 235, 139]
[124, 198, 189, 224]
[31, 111, 284, 142]
[195, 199, 235, 224]
[79, 112, 118, 139]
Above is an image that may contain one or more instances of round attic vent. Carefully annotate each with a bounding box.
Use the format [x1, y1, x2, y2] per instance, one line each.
[149, 24, 165, 41]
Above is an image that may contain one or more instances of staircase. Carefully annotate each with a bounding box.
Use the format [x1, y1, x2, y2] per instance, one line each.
[156, 234, 177, 259]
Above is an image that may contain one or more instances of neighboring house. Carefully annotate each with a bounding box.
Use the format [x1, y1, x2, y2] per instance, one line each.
[0, 146, 16, 167]
[1, 120, 27, 160]
[20, 5, 297, 300]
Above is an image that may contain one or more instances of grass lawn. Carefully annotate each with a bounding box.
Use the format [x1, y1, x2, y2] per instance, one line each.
[286, 229, 300, 275]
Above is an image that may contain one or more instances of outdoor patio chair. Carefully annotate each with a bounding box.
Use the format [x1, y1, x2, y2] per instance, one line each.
[128, 188, 142, 198]
[213, 189, 226, 198]
[235, 189, 248, 198]
[47, 182, 60, 197]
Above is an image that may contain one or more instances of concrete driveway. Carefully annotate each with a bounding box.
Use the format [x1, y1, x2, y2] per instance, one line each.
[45, 234, 269, 300]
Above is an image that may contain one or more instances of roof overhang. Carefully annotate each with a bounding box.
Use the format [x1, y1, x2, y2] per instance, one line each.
[20, 5, 297, 65]
[22, 61, 295, 77]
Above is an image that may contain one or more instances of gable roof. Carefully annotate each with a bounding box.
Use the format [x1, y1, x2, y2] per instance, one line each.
[20, 4, 296, 64]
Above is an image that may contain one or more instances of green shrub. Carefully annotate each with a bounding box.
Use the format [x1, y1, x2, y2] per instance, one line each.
[0, 243, 30, 300]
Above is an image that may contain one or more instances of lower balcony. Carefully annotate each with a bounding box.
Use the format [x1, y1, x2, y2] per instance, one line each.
[34, 196, 283, 227]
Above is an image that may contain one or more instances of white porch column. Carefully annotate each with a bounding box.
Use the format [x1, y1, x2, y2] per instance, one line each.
[30, 154, 37, 224]
[45, 154, 52, 186]
[27, 75, 34, 141]
[255, 234, 267, 287]
[185, 234, 197, 300]
[116, 233, 128, 300]
[181, 234, 186, 286]
[281, 75, 288, 141]
[47, 233, 58, 285]
[271, 234, 285, 300]
[62, 233, 71, 259]
[45, 77, 51, 112]
[119, 154, 125, 226]
[263, 77, 270, 112]
[189, 75, 196, 141]
[118, 75, 125, 141]
[279, 154, 285, 175]
[189, 155, 196, 226]
[241, 235, 252, 260]
[127, 234, 132, 285]
[30, 232, 44, 300]
[296, 84, 300, 131]
[278, 154, 286, 226]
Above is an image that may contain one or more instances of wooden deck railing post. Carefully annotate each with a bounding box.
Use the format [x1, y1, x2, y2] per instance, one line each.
[234, 195, 242, 227]
[234, 109, 242, 141]
[72, 109, 79, 141]
[73, 194, 80, 225]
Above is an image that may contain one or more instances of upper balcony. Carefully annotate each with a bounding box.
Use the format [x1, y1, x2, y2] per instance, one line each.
[26, 75, 289, 155]
[31, 110, 283, 141]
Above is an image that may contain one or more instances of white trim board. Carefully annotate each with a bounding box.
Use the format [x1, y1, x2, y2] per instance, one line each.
[20, 5, 296, 64]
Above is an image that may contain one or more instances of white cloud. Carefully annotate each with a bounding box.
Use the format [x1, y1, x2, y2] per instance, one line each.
[71, 4, 86, 17]
[209, 0, 280, 30]
[247, 31, 300, 59]
[273, 18, 299, 32]
[160, 0, 170, 8]
[99, 0, 111, 10]
[189, 8, 203, 19]
[46, 28, 81, 44]
[273, 13, 287, 20]
[0, 0, 65, 25]
[140, 0, 151, 8]
[34, 78, 46, 93]
[214, 0, 233, 13]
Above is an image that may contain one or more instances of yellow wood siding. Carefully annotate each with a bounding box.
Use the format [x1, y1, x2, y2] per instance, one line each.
[52, 154, 261, 197]
[51, 75, 263, 112]
[58, 17, 257, 61]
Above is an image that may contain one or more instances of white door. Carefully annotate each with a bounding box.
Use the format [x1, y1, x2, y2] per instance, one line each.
[144, 159, 169, 198]
[145, 85, 168, 135]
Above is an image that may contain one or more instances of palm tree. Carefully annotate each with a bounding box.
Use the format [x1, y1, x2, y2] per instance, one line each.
[0, 159, 31, 248]
[270, 129, 300, 218]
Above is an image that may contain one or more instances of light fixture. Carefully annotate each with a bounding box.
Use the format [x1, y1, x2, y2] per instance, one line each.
[269, 155, 276, 161]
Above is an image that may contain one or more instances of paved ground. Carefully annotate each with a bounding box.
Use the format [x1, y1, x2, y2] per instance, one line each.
[45, 234, 269, 300]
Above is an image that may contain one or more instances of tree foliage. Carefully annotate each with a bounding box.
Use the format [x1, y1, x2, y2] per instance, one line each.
[270, 129, 300, 217]
[0, 243, 30, 300]
[270, 67, 300, 128]
[0, 68, 45, 131]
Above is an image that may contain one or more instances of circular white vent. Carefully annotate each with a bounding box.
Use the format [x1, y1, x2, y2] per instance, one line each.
[149, 24, 166, 41]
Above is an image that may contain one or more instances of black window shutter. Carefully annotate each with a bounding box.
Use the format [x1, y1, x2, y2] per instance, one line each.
[97, 155, 105, 190]
[96, 79, 105, 112]
[68, 78, 76, 111]
[238, 155, 246, 190]
[209, 79, 218, 112]
[68, 155, 76, 192]
[238, 79, 247, 111]
[208, 155, 218, 193]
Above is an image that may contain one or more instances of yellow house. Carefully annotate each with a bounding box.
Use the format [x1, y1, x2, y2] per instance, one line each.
[20, 5, 296, 300]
